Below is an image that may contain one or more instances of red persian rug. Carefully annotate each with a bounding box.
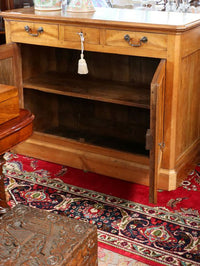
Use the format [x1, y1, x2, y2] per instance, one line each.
[3, 153, 200, 266]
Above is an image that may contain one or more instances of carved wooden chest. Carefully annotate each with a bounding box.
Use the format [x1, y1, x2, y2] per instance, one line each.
[0, 204, 98, 265]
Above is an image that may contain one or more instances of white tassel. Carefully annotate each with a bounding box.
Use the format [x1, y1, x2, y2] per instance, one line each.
[78, 32, 88, 75]
[78, 53, 88, 74]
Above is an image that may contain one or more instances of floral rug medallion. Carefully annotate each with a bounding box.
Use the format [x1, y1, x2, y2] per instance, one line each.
[3, 154, 200, 266]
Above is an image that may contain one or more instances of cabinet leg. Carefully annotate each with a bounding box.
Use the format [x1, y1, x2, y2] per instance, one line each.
[0, 154, 9, 215]
[149, 152, 158, 204]
[149, 182, 157, 204]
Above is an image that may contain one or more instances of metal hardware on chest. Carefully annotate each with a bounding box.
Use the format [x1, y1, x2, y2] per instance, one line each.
[124, 34, 148, 47]
[24, 25, 44, 37]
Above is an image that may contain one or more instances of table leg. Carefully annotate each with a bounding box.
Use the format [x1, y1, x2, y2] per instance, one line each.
[0, 154, 9, 215]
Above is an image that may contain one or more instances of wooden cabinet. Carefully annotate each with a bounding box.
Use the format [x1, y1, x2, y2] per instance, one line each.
[105, 29, 167, 53]
[0, 0, 33, 10]
[0, 84, 19, 124]
[0, 0, 33, 41]
[8, 21, 60, 45]
[1, 8, 200, 202]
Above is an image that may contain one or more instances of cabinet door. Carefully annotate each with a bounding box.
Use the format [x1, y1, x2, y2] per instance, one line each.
[0, 43, 23, 106]
[149, 59, 166, 203]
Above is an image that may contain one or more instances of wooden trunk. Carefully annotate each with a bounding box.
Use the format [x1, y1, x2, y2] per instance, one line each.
[0, 204, 98, 265]
[0, 84, 19, 124]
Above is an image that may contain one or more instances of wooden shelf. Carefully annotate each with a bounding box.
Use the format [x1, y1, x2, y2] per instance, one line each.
[13, 131, 150, 186]
[23, 72, 150, 109]
[43, 126, 149, 156]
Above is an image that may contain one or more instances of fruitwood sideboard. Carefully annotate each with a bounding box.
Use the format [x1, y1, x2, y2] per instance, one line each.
[1, 7, 200, 202]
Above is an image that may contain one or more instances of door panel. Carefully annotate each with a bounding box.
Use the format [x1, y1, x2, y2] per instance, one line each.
[0, 43, 23, 106]
[149, 59, 166, 203]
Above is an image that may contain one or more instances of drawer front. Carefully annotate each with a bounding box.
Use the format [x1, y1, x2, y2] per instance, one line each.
[63, 25, 100, 45]
[9, 21, 59, 45]
[106, 30, 167, 54]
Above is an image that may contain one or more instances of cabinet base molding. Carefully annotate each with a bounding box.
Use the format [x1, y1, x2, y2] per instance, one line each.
[159, 139, 200, 190]
[12, 132, 181, 191]
[175, 139, 200, 186]
[159, 169, 177, 191]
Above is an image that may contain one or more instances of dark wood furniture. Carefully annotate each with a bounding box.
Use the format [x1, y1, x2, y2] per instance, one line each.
[0, 0, 33, 10]
[0, 0, 34, 44]
[0, 43, 34, 214]
[0, 0, 11, 11]
[0, 108, 34, 213]
[0, 204, 98, 265]
[1, 8, 200, 203]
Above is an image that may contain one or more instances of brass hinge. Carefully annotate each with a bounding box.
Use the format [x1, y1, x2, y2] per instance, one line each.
[145, 129, 153, 150]
[145, 130, 165, 151]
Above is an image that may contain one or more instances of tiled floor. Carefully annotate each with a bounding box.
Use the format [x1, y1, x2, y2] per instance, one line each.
[98, 247, 149, 266]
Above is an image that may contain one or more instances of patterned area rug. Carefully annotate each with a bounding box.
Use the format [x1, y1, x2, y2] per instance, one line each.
[3, 153, 200, 266]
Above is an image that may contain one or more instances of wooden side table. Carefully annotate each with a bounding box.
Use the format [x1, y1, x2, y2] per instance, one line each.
[0, 108, 34, 214]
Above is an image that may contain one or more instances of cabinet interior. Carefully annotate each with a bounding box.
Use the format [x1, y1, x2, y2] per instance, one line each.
[21, 44, 160, 156]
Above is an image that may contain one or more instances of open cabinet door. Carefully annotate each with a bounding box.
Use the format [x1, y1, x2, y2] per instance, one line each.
[148, 59, 166, 203]
[0, 42, 23, 106]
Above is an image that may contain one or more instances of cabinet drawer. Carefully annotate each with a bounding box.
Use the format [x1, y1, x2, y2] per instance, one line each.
[63, 25, 100, 45]
[106, 30, 167, 55]
[9, 21, 59, 45]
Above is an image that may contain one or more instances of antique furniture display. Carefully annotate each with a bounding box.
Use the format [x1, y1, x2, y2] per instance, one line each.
[0, 0, 33, 10]
[1, 8, 200, 203]
[0, 108, 34, 212]
[0, 204, 98, 265]
[0, 0, 33, 44]
[0, 43, 34, 214]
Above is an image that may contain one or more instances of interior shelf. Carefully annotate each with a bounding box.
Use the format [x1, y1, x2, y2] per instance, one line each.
[24, 88, 150, 156]
[21, 46, 160, 159]
[23, 71, 150, 109]
[44, 126, 149, 156]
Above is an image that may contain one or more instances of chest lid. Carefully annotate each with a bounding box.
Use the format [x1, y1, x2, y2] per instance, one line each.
[0, 84, 19, 124]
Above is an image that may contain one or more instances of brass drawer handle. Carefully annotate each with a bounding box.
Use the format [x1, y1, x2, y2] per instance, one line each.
[124, 34, 148, 47]
[24, 25, 44, 37]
